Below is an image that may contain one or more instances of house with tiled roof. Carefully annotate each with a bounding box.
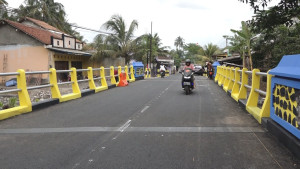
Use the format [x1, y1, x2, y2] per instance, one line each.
[0, 17, 91, 83]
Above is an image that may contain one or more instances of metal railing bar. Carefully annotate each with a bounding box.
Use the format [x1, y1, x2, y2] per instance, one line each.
[256, 72, 267, 77]
[104, 68, 110, 70]
[0, 88, 21, 94]
[27, 84, 53, 90]
[255, 89, 267, 96]
[76, 69, 89, 72]
[92, 68, 101, 71]
[56, 70, 72, 73]
[25, 71, 51, 75]
[237, 81, 242, 85]
[237, 70, 242, 73]
[244, 84, 252, 89]
[93, 77, 102, 80]
[77, 79, 90, 83]
[114, 75, 119, 77]
[0, 72, 20, 76]
[58, 81, 74, 85]
[245, 71, 252, 74]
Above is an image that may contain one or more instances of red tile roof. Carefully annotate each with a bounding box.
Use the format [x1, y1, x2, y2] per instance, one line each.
[23, 17, 63, 33]
[4, 20, 61, 45]
[21, 17, 81, 43]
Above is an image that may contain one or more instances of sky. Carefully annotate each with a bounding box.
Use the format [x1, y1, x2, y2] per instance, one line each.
[6, 0, 278, 49]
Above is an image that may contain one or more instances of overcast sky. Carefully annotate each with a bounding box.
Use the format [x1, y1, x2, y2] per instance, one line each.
[7, 0, 278, 49]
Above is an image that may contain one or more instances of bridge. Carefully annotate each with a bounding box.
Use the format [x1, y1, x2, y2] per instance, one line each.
[0, 56, 300, 168]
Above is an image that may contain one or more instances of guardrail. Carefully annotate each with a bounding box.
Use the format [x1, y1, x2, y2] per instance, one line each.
[0, 65, 136, 120]
[215, 66, 271, 124]
[145, 68, 151, 78]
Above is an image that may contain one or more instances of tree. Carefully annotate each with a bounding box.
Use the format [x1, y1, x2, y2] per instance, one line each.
[228, 34, 247, 68]
[103, 14, 139, 64]
[230, 21, 255, 70]
[16, 0, 67, 31]
[239, 0, 300, 33]
[174, 36, 184, 51]
[0, 0, 8, 19]
[200, 43, 220, 60]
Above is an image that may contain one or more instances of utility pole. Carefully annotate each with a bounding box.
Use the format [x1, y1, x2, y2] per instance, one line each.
[149, 22, 153, 70]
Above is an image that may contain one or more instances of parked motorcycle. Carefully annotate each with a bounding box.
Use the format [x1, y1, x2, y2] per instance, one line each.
[182, 68, 194, 95]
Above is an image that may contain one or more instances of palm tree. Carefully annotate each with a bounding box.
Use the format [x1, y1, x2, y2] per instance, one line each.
[103, 14, 139, 64]
[17, 0, 68, 33]
[228, 34, 247, 68]
[201, 43, 220, 60]
[174, 36, 184, 50]
[0, 0, 7, 5]
[230, 21, 255, 70]
[0, 0, 8, 19]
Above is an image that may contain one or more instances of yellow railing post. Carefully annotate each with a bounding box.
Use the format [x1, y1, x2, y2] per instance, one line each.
[49, 68, 62, 100]
[125, 66, 130, 81]
[70, 68, 81, 95]
[218, 66, 224, 86]
[148, 68, 151, 78]
[215, 66, 220, 82]
[0, 69, 32, 120]
[237, 68, 248, 100]
[129, 65, 135, 82]
[100, 66, 108, 87]
[223, 67, 229, 89]
[246, 69, 260, 109]
[110, 66, 116, 85]
[260, 72, 272, 120]
[231, 67, 241, 101]
[227, 67, 235, 92]
[17, 69, 32, 112]
[87, 67, 96, 90]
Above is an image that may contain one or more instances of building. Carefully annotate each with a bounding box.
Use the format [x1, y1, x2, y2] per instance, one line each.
[155, 56, 175, 74]
[0, 17, 92, 83]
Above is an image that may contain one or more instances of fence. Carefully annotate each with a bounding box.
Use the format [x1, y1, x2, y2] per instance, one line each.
[0, 65, 135, 120]
[215, 66, 271, 124]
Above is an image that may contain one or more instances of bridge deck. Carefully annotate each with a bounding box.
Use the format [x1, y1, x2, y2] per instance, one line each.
[0, 75, 299, 168]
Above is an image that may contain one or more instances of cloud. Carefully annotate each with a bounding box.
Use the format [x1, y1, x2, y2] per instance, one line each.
[176, 2, 207, 10]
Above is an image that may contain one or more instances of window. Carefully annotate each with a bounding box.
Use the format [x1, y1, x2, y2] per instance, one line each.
[69, 41, 71, 45]
[57, 41, 59, 46]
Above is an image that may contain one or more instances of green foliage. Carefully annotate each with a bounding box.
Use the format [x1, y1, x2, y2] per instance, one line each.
[0, 101, 3, 108]
[252, 24, 300, 70]
[100, 14, 139, 64]
[174, 36, 184, 51]
[230, 21, 255, 70]
[239, 0, 300, 33]
[200, 43, 220, 60]
[7, 0, 83, 40]
[8, 97, 17, 108]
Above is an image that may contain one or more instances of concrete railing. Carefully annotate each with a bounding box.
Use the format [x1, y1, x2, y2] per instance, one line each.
[215, 66, 271, 124]
[0, 65, 136, 120]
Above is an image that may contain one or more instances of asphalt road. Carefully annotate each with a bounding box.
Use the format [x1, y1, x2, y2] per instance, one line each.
[0, 74, 299, 169]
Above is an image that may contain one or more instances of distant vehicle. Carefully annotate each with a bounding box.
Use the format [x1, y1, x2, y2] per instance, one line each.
[194, 65, 204, 76]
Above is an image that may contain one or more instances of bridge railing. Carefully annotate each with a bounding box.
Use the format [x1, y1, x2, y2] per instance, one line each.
[0, 65, 136, 120]
[215, 66, 271, 124]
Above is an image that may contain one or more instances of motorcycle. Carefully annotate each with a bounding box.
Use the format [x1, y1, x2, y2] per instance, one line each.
[160, 70, 165, 78]
[182, 68, 194, 95]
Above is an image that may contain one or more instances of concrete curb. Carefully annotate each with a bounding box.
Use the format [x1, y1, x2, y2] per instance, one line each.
[32, 98, 59, 111]
[81, 89, 95, 97]
[262, 117, 300, 159]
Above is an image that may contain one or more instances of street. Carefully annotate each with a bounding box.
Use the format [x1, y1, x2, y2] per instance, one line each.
[0, 74, 299, 169]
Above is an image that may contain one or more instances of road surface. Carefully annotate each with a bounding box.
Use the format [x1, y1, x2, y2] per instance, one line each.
[0, 74, 299, 169]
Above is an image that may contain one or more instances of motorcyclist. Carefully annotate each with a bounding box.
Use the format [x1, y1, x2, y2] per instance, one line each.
[159, 65, 166, 77]
[206, 61, 213, 79]
[182, 59, 195, 89]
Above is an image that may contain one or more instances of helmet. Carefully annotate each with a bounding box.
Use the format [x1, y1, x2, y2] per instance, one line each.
[185, 59, 191, 66]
